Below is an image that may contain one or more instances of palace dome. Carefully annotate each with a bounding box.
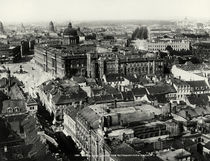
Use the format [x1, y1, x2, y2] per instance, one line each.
[63, 22, 78, 36]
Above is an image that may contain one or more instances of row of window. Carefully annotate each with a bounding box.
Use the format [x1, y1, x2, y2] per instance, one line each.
[7, 107, 21, 113]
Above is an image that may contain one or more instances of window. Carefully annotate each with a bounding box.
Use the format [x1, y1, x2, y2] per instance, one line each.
[52, 58, 56, 68]
[14, 107, 19, 112]
[30, 106, 34, 110]
[7, 107, 12, 113]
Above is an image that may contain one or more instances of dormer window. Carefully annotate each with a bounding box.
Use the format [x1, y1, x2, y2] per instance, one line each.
[7, 107, 12, 113]
[14, 107, 19, 112]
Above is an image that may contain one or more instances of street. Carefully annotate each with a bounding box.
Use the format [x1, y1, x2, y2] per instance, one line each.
[36, 102, 86, 161]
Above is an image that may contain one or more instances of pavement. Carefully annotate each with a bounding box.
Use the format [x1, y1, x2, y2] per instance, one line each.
[1, 57, 54, 97]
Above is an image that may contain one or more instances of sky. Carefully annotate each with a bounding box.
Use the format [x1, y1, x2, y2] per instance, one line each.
[0, 0, 210, 23]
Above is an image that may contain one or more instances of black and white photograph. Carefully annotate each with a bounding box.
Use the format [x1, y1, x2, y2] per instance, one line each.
[0, 0, 210, 161]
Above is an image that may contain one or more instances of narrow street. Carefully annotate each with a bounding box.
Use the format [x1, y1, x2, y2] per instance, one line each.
[36, 102, 86, 161]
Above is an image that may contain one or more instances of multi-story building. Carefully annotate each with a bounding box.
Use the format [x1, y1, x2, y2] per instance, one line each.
[171, 78, 191, 101]
[147, 39, 190, 51]
[0, 42, 21, 63]
[171, 62, 210, 83]
[38, 79, 87, 126]
[34, 44, 95, 78]
[76, 103, 156, 161]
[87, 52, 164, 79]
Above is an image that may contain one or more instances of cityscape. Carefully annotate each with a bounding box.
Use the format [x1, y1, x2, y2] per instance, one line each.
[1, 0, 210, 161]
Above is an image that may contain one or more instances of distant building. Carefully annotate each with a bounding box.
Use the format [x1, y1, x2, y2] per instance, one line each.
[148, 39, 190, 51]
[62, 22, 85, 45]
[49, 21, 55, 33]
[0, 21, 5, 34]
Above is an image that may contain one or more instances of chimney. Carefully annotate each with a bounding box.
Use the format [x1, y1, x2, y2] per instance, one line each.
[100, 116, 104, 131]
[114, 99, 117, 108]
[173, 106, 177, 113]
[185, 111, 189, 118]
[117, 113, 121, 125]
[169, 103, 172, 114]
[152, 60, 155, 74]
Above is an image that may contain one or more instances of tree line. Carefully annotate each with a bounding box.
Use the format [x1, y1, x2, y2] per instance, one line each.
[131, 26, 148, 40]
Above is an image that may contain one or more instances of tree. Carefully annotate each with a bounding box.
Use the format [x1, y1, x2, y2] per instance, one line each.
[131, 26, 148, 40]
[165, 45, 173, 53]
[142, 27, 148, 39]
[190, 57, 200, 64]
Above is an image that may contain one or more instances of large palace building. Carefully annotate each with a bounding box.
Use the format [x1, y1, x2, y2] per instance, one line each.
[34, 44, 96, 78]
[34, 22, 94, 78]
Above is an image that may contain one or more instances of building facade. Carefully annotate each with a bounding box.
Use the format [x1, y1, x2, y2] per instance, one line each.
[87, 52, 164, 79]
[34, 45, 87, 78]
[148, 40, 190, 51]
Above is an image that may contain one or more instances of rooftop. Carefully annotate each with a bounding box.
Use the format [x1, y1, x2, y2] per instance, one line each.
[157, 149, 191, 161]
[176, 62, 209, 71]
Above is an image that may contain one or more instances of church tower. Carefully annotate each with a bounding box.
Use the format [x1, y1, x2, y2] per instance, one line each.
[98, 57, 105, 79]
[49, 21, 55, 32]
[0, 21, 5, 34]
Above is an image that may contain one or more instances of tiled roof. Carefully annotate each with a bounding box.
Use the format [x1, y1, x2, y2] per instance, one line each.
[77, 107, 100, 129]
[10, 76, 24, 87]
[110, 142, 142, 161]
[103, 84, 121, 95]
[122, 91, 134, 101]
[93, 94, 114, 104]
[146, 84, 176, 95]
[204, 141, 210, 149]
[106, 73, 125, 82]
[52, 88, 87, 105]
[0, 91, 8, 114]
[177, 107, 198, 118]
[27, 96, 37, 105]
[144, 156, 163, 161]
[148, 94, 169, 103]
[172, 78, 190, 86]
[187, 94, 209, 106]
[132, 88, 147, 96]
[193, 42, 210, 49]
[186, 80, 209, 91]
[0, 77, 7, 88]
[64, 106, 80, 120]
[2, 99, 27, 114]
[176, 62, 207, 71]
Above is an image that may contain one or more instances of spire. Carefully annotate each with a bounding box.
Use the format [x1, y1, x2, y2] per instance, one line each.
[0, 21, 5, 34]
[7, 68, 11, 91]
[68, 22, 72, 29]
[20, 23, 25, 32]
[49, 21, 55, 32]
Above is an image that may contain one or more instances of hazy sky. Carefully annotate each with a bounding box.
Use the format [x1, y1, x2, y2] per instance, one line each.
[0, 0, 210, 23]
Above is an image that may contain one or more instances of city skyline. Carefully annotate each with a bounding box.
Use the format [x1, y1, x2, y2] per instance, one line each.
[0, 0, 210, 23]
